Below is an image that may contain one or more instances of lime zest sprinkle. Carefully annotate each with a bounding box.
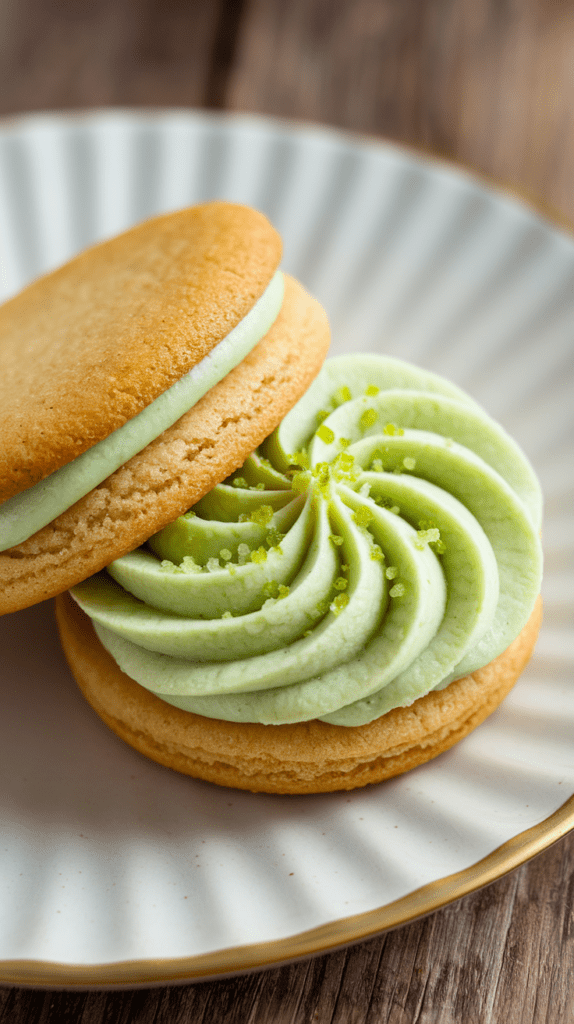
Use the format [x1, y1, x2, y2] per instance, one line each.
[263, 580, 279, 598]
[316, 409, 330, 424]
[181, 556, 201, 574]
[403, 457, 416, 470]
[389, 583, 405, 598]
[365, 384, 380, 396]
[370, 544, 384, 562]
[278, 584, 290, 599]
[352, 506, 374, 529]
[221, 611, 233, 619]
[316, 423, 335, 444]
[159, 559, 183, 574]
[250, 546, 268, 564]
[232, 477, 248, 488]
[414, 528, 441, 550]
[250, 504, 274, 527]
[334, 577, 348, 591]
[252, 482, 266, 490]
[339, 437, 351, 448]
[385, 566, 398, 579]
[360, 408, 378, 431]
[383, 422, 404, 436]
[330, 592, 349, 615]
[333, 386, 352, 406]
[289, 450, 309, 469]
[329, 533, 344, 547]
[370, 458, 384, 473]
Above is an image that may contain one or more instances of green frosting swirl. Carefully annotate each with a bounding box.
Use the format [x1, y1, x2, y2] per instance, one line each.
[72, 355, 543, 727]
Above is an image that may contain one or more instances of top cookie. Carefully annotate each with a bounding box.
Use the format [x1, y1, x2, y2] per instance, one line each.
[0, 202, 281, 504]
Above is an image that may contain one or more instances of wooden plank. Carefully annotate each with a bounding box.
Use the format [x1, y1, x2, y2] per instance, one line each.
[0, 0, 222, 114]
[229, 0, 574, 224]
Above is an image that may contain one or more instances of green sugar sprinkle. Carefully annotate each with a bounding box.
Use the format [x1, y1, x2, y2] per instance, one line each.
[359, 408, 378, 431]
[365, 384, 380, 396]
[221, 611, 233, 619]
[330, 592, 349, 615]
[403, 457, 416, 471]
[263, 580, 279, 598]
[181, 556, 201, 574]
[370, 544, 384, 562]
[250, 504, 274, 527]
[291, 471, 310, 494]
[334, 577, 348, 591]
[206, 557, 222, 573]
[385, 566, 398, 579]
[316, 423, 335, 444]
[339, 437, 351, 448]
[332, 385, 352, 406]
[316, 409, 330, 424]
[250, 546, 268, 564]
[232, 477, 248, 488]
[266, 527, 285, 549]
[414, 528, 440, 550]
[290, 450, 309, 469]
[278, 584, 290, 599]
[389, 583, 405, 598]
[219, 548, 232, 562]
[159, 559, 182, 574]
[329, 533, 344, 547]
[383, 422, 404, 436]
[352, 506, 374, 529]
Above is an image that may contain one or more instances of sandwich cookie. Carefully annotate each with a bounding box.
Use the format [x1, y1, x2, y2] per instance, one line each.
[57, 354, 543, 793]
[0, 203, 330, 615]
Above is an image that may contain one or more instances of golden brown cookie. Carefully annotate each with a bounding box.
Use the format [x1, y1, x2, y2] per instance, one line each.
[0, 274, 330, 615]
[0, 202, 282, 502]
[55, 593, 542, 795]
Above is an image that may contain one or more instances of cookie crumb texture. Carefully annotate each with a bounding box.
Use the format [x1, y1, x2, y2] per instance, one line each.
[56, 593, 542, 794]
[0, 276, 329, 615]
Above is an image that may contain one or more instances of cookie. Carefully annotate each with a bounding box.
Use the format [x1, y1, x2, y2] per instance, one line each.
[55, 593, 542, 794]
[57, 351, 543, 794]
[0, 206, 330, 615]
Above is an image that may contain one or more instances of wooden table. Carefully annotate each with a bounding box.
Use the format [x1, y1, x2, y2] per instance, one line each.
[0, 2, 573, 1020]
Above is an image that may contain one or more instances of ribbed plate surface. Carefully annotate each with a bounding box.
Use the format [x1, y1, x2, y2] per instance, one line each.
[0, 111, 573, 987]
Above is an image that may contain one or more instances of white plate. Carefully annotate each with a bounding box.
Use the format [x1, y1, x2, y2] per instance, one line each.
[1, 110, 573, 988]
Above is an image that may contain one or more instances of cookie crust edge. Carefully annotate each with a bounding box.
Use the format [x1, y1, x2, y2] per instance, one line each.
[55, 593, 542, 795]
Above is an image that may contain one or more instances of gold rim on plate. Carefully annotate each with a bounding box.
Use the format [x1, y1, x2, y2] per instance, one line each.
[1, 794, 573, 988]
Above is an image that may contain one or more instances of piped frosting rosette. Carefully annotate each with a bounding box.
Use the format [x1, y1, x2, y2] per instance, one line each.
[72, 355, 543, 727]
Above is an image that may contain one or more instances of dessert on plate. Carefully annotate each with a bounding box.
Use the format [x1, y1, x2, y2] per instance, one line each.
[0, 201, 542, 793]
[58, 355, 542, 794]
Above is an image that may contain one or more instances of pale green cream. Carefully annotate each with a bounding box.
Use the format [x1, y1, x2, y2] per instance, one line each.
[0, 271, 284, 552]
[72, 354, 543, 727]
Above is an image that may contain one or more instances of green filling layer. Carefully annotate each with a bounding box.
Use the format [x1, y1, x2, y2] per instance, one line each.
[0, 271, 284, 551]
[72, 353, 543, 727]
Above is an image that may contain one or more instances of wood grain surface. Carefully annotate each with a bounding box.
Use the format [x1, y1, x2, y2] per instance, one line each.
[1, 1, 573, 1021]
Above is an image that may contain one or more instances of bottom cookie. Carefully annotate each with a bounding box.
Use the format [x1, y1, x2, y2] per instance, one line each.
[55, 593, 542, 795]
